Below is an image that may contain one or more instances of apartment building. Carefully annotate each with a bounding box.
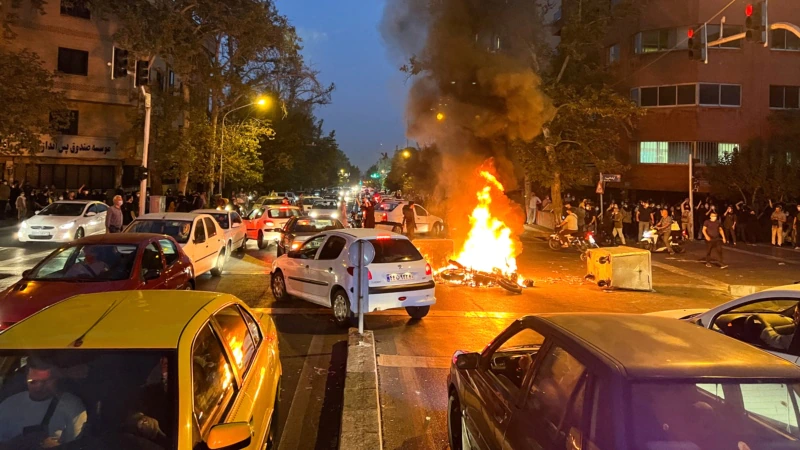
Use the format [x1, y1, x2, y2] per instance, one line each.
[604, 0, 800, 194]
[1, 0, 175, 190]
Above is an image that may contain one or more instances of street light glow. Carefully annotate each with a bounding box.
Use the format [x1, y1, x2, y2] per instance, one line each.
[255, 96, 271, 107]
[402, 150, 411, 158]
[436, 112, 445, 121]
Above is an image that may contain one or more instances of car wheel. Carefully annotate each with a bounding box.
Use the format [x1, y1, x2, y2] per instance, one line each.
[226, 241, 232, 257]
[448, 391, 466, 450]
[258, 231, 266, 250]
[211, 250, 225, 277]
[266, 379, 280, 449]
[184, 280, 194, 290]
[271, 270, 289, 301]
[332, 288, 355, 328]
[75, 227, 85, 240]
[405, 305, 430, 319]
[239, 236, 247, 253]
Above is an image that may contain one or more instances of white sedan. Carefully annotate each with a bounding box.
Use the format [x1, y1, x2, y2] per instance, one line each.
[19, 200, 108, 243]
[374, 200, 445, 236]
[650, 284, 800, 364]
[125, 212, 227, 278]
[270, 229, 436, 327]
[192, 209, 247, 255]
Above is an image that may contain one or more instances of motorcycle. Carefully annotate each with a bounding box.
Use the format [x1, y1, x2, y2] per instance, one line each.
[641, 227, 687, 253]
[548, 226, 599, 260]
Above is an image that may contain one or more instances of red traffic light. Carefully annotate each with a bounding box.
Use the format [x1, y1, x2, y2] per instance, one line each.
[745, 4, 753, 17]
[688, 29, 694, 38]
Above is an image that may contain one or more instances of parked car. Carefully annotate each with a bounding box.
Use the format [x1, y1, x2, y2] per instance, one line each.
[0, 291, 281, 449]
[125, 212, 227, 278]
[243, 205, 302, 250]
[649, 283, 800, 364]
[300, 196, 322, 212]
[308, 200, 340, 219]
[271, 229, 435, 326]
[276, 215, 345, 257]
[448, 313, 800, 450]
[374, 200, 444, 236]
[18, 200, 108, 243]
[192, 209, 247, 255]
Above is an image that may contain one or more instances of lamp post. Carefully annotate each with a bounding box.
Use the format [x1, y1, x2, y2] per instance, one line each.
[219, 96, 270, 195]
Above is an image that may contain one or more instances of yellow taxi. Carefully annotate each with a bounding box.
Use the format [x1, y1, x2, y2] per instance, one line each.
[0, 291, 281, 450]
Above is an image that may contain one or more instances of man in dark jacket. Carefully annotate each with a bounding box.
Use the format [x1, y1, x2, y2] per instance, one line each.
[362, 198, 375, 228]
[403, 202, 416, 240]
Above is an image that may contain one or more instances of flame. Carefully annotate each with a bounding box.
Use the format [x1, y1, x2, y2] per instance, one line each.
[451, 171, 518, 276]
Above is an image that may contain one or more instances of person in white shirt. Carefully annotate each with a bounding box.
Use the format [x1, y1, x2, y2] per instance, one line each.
[528, 192, 541, 225]
[0, 358, 87, 446]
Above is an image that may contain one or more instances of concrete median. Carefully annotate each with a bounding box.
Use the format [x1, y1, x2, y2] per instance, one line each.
[339, 328, 382, 450]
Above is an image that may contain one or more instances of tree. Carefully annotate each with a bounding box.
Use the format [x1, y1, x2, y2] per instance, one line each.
[0, 48, 69, 154]
[707, 140, 770, 205]
[220, 119, 275, 188]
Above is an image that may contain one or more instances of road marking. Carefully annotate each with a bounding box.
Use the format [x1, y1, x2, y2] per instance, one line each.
[651, 261, 729, 290]
[724, 246, 800, 265]
[277, 335, 327, 450]
[377, 354, 450, 369]
[0, 250, 53, 267]
[253, 307, 521, 319]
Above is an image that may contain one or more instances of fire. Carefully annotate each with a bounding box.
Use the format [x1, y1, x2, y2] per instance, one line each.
[451, 171, 518, 276]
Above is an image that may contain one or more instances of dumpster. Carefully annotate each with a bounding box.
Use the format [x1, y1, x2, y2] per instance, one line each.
[585, 246, 652, 291]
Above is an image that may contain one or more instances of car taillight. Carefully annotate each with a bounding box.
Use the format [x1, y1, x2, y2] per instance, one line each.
[381, 213, 388, 222]
[425, 263, 432, 276]
[346, 267, 372, 280]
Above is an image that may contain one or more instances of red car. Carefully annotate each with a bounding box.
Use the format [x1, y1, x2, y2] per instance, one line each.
[0, 233, 194, 331]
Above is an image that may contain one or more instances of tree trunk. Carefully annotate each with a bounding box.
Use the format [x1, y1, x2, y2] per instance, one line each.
[545, 145, 563, 220]
[177, 83, 191, 194]
[210, 95, 220, 195]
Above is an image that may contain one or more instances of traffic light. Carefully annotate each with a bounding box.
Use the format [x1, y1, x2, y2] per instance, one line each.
[745, 2, 767, 44]
[134, 60, 150, 87]
[137, 166, 149, 181]
[688, 28, 706, 62]
[112, 47, 128, 79]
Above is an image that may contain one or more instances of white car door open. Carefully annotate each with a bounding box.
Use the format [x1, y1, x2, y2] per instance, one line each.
[414, 205, 429, 233]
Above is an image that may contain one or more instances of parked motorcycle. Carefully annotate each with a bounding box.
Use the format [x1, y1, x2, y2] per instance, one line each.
[640, 227, 687, 253]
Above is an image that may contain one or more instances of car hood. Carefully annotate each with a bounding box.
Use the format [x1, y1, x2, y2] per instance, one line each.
[645, 309, 708, 320]
[25, 215, 80, 227]
[0, 279, 133, 327]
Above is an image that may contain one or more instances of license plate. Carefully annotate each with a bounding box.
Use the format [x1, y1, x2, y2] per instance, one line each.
[386, 273, 413, 282]
[30, 231, 50, 236]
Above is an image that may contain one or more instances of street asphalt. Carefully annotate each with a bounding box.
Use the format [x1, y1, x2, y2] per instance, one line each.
[0, 224, 799, 449]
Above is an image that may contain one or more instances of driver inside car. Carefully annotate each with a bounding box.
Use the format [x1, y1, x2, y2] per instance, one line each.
[759, 303, 800, 351]
[65, 246, 110, 278]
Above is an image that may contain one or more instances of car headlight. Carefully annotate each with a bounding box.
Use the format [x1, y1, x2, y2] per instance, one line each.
[19, 221, 27, 229]
[309, 212, 318, 218]
[331, 212, 339, 219]
[59, 222, 75, 230]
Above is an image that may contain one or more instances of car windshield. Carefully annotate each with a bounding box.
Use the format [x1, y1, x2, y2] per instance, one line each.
[28, 244, 138, 281]
[367, 238, 423, 263]
[37, 203, 85, 217]
[207, 213, 229, 229]
[728, 300, 799, 315]
[246, 209, 264, 220]
[631, 381, 800, 450]
[0, 350, 177, 449]
[312, 202, 337, 210]
[303, 198, 320, 205]
[126, 220, 193, 244]
[289, 219, 342, 233]
[260, 198, 285, 206]
[377, 202, 400, 212]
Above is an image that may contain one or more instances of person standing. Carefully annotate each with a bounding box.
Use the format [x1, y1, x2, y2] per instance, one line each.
[527, 192, 541, 225]
[122, 195, 136, 226]
[611, 205, 625, 245]
[793, 204, 800, 250]
[14, 191, 26, 222]
[703, 211, 728, 269]
[723, 206, 737, 246]
[363, 198, 375, 228]
[403, 201, 416, 240]
[736, 202, 749, 245]
[8, 181, 20, 219]
[771, 205, 787, 247]
[0, 181, 9, 219]
[106, 195, 124, 233]
[621, 202, 633, 239]
[576, 200, 586, 233]
[637, 201, 652, 241]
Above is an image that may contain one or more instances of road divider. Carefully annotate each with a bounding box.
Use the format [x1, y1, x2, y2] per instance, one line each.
[340, 328, 382, 450]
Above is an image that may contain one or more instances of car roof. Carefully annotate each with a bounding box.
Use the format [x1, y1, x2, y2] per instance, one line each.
[0, 291, 232, 350]
[192, 209, 229, 215]
[264, 205, 300, 210]
[334, 229, 406, 239]
[529, 313, 800, 380]
[762, 284, 800, 294]
[51, 200, 96, 205]
[136, 212, 201, 221]
[74, 233, 163, 245]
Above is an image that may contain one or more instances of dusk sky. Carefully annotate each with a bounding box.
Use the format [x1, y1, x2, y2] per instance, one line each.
[275, 0, 409, 170]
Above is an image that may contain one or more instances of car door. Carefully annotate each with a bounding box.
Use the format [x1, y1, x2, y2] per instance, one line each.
[305, 235, 347, 305]
[414, 205, 430, 233]
[286, 235, 326, 302]
[82, 204, 101, 235]
[139, 241, 168, 289]
[94, 203, 108, 234]
[230, 212, 245, 248]
[204, 217, 223, 259]
[157, 238, 189, 289]
[192, 218, 212, 274]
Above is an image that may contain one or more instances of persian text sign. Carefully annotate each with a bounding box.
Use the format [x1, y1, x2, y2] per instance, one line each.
[36, 135, 119, 159]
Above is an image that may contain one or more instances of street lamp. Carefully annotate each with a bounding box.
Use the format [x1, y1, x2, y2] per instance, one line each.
[402, 150, 411, 158]
[219, 95, 271, 195]
[436, 112, 445, 121]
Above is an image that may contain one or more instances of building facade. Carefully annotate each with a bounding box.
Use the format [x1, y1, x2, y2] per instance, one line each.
[603, 0, 800, 195]
[1, 0, 175, 191]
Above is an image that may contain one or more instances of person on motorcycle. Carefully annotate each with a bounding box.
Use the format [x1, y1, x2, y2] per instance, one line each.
[654, 208, 676, 255]
[557, 204, 579, 248]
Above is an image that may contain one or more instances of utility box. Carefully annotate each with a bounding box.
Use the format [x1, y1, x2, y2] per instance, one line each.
[149, 195, 165, 214]
[585, 246, 652, 291]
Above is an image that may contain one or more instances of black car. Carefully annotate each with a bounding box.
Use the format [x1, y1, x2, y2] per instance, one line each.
[448, 313, 800, 450]
[276, 215, 345, 257]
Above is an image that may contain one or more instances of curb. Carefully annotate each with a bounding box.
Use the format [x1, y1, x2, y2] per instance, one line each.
[728, 284, 768, 297]
[339, 328, 382, 450]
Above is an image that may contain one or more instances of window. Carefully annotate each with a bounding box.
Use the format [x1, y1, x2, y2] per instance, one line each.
[699, 83, 740, 106]
[527, 346, 587, 437]
[640, 87, 658, 107]
[57, 47, 89, 76]
[677, 84, 697, 105]
[635, 28, 688, 54]
[367, 238, 423, 263]
[413, 205, 427, 216]
[240, 307, 262, 347]
[706, 24, 743, 48]
[634, 84, 696, 107]
[696, 142, 739, 165]
[194, 219, 206, 243]
[318, 236, 346, 260]
[51, 110, 79, 135]
[608, 44, 620, 64]
[96, 203, 107, 213]
[60, 0, 90, 19]
[639, 142, 668, 164]
[141, 242, 163, 275]
[298, 235, 325, 259]
[169, 70, 175, 87]
[231, 212, 242, 225]
[159, 239, 179, 265]
[214, 305, 258, 375]
[630, 88, 639, 104]
[192, 324, 236, 431]
[86, 204, 98, 215]
[488, 328, 544, 393]
[658, 85, 677, 106]
[771, 29, 800, 51]
[204, 218, 217, 238]
[770, 85, 800, 109]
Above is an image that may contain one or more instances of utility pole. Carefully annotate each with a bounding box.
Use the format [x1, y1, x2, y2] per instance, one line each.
[139, 86, 152, 217]
[689, 142, 695, 240]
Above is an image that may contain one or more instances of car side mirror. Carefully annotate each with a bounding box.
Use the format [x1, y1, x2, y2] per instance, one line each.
[287, 250, 300, 258]
[85, 211, 96, 217]
[144, 269, 161, 281]
[455, 352, 480, 370]
[21, 269, 32, 279]
[206, 422, 251, 450]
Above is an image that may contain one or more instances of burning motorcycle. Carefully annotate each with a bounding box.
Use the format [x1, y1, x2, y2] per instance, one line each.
[640, 227, 687, 253]
[438, 260, 532, 294]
